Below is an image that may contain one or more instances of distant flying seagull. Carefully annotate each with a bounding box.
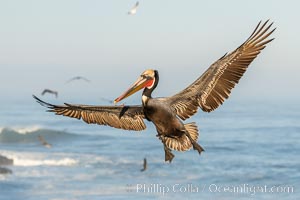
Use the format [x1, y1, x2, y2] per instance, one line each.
[41, 89, 58, 98]
[140, 158, 147, 172]
[38, 135, 52, 148]
[65, 76, 90, 84]
[128, 1, 139, 15]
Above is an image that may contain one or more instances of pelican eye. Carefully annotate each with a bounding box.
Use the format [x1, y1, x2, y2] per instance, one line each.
[141, 75, 148, 79]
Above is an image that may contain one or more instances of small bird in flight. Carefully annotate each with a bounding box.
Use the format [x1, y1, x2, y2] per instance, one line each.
[140, 158, 147, 172]
[38, 135, 52, 148]
[128, 1, 139, 15]
[41, 89, 58, 98]
[65, 76, 91, 84]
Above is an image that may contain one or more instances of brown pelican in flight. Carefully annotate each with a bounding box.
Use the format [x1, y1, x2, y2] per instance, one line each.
[41, 89, 58, 98]
[33, 21, 275, 162]
[128, 1, 139, 15]
[65, 76, 90, 84]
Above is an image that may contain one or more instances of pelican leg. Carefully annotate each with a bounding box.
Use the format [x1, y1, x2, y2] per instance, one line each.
[157, 134, 175, 162]
[164, 145, 175, 163]
[185, 132, 204, 154]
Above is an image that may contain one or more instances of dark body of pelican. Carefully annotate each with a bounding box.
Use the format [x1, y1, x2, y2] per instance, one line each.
[33, 21, 275, 162]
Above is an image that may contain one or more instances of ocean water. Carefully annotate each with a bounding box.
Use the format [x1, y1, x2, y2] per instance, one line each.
[0, 99, 299, 200]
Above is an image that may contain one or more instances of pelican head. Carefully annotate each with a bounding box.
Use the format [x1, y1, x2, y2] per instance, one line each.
[114, 69, 157, 103]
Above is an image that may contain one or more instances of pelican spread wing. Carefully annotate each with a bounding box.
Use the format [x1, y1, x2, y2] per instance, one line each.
[33, 95, 146, 131]
[166, 20, 275, 120]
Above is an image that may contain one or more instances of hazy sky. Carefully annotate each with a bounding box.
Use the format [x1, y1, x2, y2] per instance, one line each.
[0, 0, 299, 104]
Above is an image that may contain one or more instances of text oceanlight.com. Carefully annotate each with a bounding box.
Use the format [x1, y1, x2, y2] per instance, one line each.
[126, 183, 294, 196]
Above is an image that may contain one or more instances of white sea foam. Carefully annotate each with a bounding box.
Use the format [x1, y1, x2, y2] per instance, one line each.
[1, 151, 78, 167]
[13, 157, 78, 167]
[0, 125, 42, 135]
[11, 125, 41, 134]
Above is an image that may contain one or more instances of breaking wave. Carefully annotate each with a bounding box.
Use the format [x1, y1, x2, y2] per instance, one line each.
[1, 151, 78, 167]
[13, 157, 78, 167]
[0, 126, 77, 143]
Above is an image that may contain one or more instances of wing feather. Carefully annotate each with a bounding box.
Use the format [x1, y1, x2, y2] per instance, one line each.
[166, 20, 275, 119]
[33, 95, 146, 131]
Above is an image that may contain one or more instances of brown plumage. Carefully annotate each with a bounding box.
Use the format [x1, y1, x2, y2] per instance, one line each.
[33, 97, 146, 131]
[33, 20, 275, 162]
[167, 20, 275, 117]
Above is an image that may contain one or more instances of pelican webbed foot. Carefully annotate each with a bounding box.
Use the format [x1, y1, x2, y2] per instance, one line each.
[158, 134, 175, 162]
[184, 131, 205, 154]
[192, 142, 204, 154]
[164, 146, 175, 162]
